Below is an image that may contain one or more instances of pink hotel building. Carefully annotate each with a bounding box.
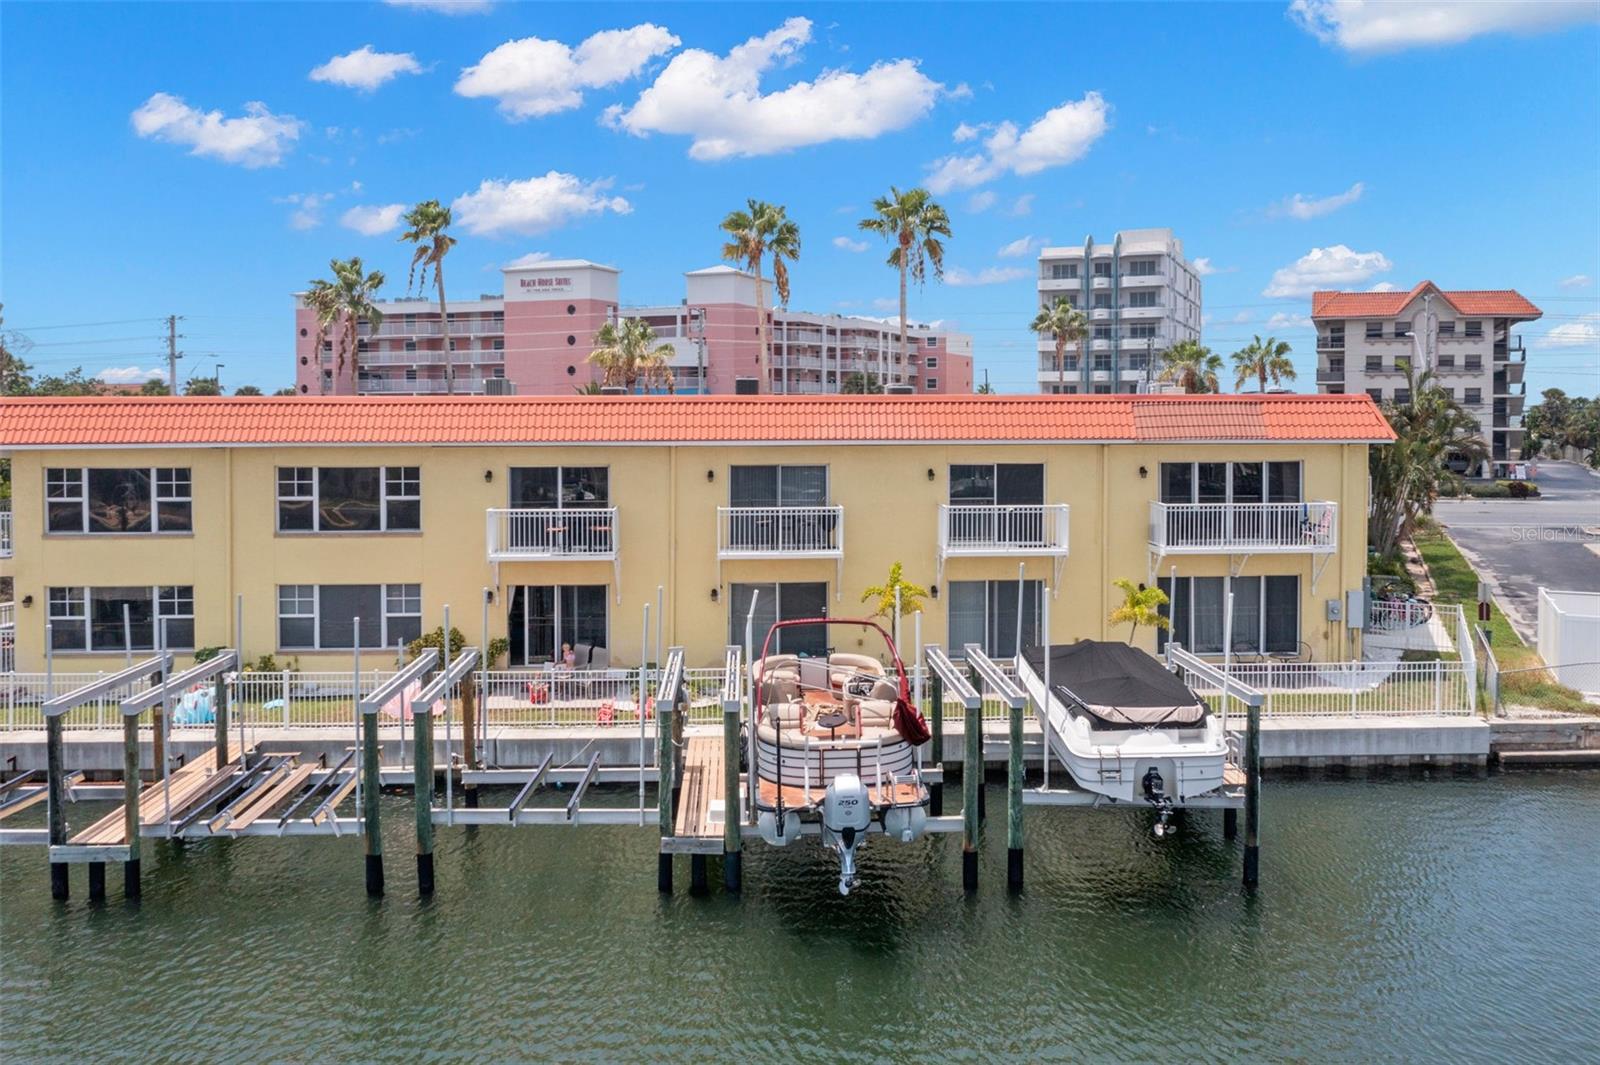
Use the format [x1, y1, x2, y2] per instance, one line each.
[294, 259, 974, 396]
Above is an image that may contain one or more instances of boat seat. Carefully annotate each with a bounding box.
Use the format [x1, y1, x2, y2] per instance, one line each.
[760, 700, 807, 730]
[750, 654, 800, 685]
[856, 698, 894, 727]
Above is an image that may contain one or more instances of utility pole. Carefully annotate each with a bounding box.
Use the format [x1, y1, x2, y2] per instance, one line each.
[165, 315, 184, 395]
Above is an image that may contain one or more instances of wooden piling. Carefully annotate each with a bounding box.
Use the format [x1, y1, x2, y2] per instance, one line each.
[123, 711, 142, 898]
[656, 695, 674, 894]
[461, 675, 479, 809]
[1223, 807, 1238, 840]
[1243, 701, 1261, 888]
[213, 672, 229, 771]
[414, 699, 435, 896]
[46, 714, 67, 900]
[690, 854, 708, 895]
[88, 861, 106, 900]
[929, 673, 944, 816]
[1007, 691, 1023, 893]
[362, 708, 383, 896]
[968, 662, 985, 825]
[722, 698, 741, 893]
[963, 690, 980, 894]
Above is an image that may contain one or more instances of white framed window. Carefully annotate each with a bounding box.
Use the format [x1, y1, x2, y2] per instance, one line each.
[926, 378, 939, 390]
[277, 583, 422, 650]
[948, 580, 1042, 657]
[728, 582, 828, 656]
[276, 466, 421, 533]
[1158, 576, 1299, 655]
[925, 355, 939, 369]
[45, 467, 193, 534]
[48, 585, 195, 651]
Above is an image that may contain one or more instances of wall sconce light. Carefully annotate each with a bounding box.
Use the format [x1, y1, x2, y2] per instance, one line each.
[710, 587, 720, 603]
[926, 468, 935, 481]
[484, 588, 496, 604]
[21, 595, 33, 608]
[484, 470, 494, 483]
[706, 469, 715, 482]
[930, 584, 939, 600]
[1139, 465, 1149, 479]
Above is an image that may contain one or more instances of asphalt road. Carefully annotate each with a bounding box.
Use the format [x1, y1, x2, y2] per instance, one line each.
[1434, 461, 1600, 639]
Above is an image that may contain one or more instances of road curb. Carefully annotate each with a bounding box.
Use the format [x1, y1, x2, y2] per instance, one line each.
[1440, 529, 1535, 642]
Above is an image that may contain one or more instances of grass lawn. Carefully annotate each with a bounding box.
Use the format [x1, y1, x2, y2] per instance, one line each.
[1411, 520, 1594, 714]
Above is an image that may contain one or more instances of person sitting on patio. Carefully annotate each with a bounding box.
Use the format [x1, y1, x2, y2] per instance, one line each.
[559, 643, 578, 670]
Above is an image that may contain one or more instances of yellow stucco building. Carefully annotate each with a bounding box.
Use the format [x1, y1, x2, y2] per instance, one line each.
[0, 393, 1391, 672]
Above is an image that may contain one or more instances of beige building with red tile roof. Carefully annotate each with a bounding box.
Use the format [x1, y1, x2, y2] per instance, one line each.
[1, 393, 1390, 671]
[1310, 281, 1541, 474]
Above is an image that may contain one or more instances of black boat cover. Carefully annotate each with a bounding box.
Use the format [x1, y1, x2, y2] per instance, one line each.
[1021, 641, 1209, 729]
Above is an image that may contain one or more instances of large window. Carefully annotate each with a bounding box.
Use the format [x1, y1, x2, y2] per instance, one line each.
[728, 582, 828, 657]
[506, 467, 612, 552]
[1157, 576, 1299, 655]
[48, 585, 194, 651]
[949, 463, 1045, 545]
[948, 580, 1042, 658]
[1127, 290, 1158, 308]
[509, 466, 609, 507]
[508, 584, 608, 665]
[46, 467, 192, 534]
[277, 467, 420, 532]
[727, 465, 833, 552]
[730, 465, 826, 507]
[1160, 462, 1301, 505]
[277, 584, 421, 650]
[1124, 259, 1159, 276]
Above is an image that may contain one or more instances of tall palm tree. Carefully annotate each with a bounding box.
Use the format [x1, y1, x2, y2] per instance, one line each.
[1108, 578, 1170, 644]
[399, 201, 458, 393]
[306, 257, 385, 393]
[1158, 339, 1224, 394]
[719, 200, 800, 394]
[859, 187, 950, 388]
[587, 317, 676, 393]
[1030, 296, 1089, 392]
[1231, 334, 1297, 392]
[1368, 359, 1488, 558]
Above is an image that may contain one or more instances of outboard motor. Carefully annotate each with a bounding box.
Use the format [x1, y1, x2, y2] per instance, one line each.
[821, 773, 872, 895]
[1142, 765, 1176, 838]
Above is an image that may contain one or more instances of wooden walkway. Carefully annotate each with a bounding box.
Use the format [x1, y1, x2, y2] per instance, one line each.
[71, 741, 244, 846]
[673, 735, 723, 843]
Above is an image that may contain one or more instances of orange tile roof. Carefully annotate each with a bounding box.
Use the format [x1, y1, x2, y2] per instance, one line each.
[1311, 282, 1541, 320]
[0, 394, 1396, 447]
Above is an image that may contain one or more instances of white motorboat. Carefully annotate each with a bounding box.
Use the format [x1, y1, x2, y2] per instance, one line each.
[749, 617, 932, 894]
[1016, 641, 1228, 835]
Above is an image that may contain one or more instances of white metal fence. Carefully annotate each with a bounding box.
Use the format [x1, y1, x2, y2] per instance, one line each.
[1188, 658, 1475, 717]
[486, 507, 618, 561]
[716, 506, 843, 557]
[939, 504, 1070, 555]
[1148, 501, 1337, 553]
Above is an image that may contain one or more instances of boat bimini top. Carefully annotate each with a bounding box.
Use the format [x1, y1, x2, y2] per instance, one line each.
[1021, 641, 1209, 730]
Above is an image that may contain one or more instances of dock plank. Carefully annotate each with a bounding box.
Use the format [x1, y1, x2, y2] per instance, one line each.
[674, 736, 723, 840]
[69, 741, 245, 845]
[226, 763, 317, 830]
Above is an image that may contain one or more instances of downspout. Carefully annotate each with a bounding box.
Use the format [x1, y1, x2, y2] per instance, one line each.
[1100, 443, 1110, 638]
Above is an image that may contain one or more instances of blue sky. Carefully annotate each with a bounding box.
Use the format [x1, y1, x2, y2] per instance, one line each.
[3, 1, 1597, 395]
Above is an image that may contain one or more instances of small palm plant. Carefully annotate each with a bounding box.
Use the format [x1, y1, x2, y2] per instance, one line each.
[861, 562, 929, 620]
[1108, 578, 1170, 644]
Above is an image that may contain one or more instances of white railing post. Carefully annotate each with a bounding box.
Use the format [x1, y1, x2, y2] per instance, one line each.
[283, 671, 291, 728]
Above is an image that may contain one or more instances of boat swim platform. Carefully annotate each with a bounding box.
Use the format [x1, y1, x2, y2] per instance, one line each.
[1025, 763, 1246, 810]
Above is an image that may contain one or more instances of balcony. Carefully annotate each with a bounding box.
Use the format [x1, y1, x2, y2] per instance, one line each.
[1148, 501, 1338, 556]
[1119, 273, 1165, 288]
[940, 504, 1068, 557]
[1316, 368, 1346, 385]
[1038, 277, 1077, 291]
[1121, 305, 1163, 321]
[1091, 276, 1112, 290]
[360, 376, 498, 394]
[1091, 308, 1112, 321]
[1492, 415, 1524, 432]
[487, 507, 618, 562]
[1316, 337, 1345, 352]
[717, 506, 843, 559]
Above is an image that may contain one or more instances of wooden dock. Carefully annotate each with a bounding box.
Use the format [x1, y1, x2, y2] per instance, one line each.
[69, 741, 245, 847]
[664, 734, 725, 855]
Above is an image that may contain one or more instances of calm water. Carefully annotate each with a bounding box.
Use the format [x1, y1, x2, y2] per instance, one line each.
[2, 772, 1597, 1063]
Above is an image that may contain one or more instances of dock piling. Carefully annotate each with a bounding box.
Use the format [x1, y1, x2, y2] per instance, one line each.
[1223, 808, 1238, 840]
[46, 714, 67, 900]
[415, 693, 435, 896]
[213, 671, 229, 772]
[363, 705, 383, 896]
[123, 710, 142, 898]
[656, 679, 675, 895]
[929, 673, 944, 816]
[722, 646, 742, 893]
[88, 862, 106, 900]
[1007, 686, 1023, 893]
[1243, 700, 1261, 888]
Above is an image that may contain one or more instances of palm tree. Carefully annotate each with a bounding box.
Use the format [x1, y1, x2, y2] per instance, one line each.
[1368, 359, 1488, 558]
[719, 200, 800, 394]
[399, 201, 458, 392]
[1030, 296, 1089, 392]
[860, 561, 929, 620]
[306, 257, 385, 392]
[859, 187, 951, 388]
[840, 371, 883, 394]
[1108, 578, 1170, 644]
[587, 317, 676, 393]
[1158, 339, 1224, 394]
[1231, 334, 1297, 392]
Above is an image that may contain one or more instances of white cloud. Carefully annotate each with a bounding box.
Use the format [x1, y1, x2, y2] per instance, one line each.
[1193, 257, 1216, 276]
[608, 17, 943, 160]
[945, 265, 1029, 287]
[1266, 311, 1313, 330]
[1270, 180, 1365, 220]
[1288, 0, 1599, 53]
[924, 92, 1109, 193]
[452, 171, 631, 236]
[340, 203, 407, 235]
[310, 46, 423, 92]
[456, 24, 679, 120]
[832, 236, 869, 253]
[965, 190, 997, 213]
[1231, 311, 1254, 325]
[130, 92, 301, 167]
[1262, 244, 1393, 298]
[502, 252, 553, 269]
[871, 297, 898, 312]
[276, 191, 334, 230]
[1559, 274, 1592, 289]
[1540, 315, 1600, 348]
[1368, 281, 1398, 292]
[383, 0, 492, 13]
[1007, 193, 1035, 217]
[952, 121, 984, 142]
[998, 235, 1048, 259]
[98, 366, 167, 384]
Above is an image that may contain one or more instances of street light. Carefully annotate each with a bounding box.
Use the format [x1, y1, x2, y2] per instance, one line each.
[213, 362, 226, 392]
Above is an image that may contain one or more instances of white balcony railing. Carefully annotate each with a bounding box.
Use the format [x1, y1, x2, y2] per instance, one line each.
[1148, 501, 1337, 554]
[717, 506, 843, 558]
[0, 510, 11, 558]
[487, 507, 618, 562]
[940, 504, 1069, 557]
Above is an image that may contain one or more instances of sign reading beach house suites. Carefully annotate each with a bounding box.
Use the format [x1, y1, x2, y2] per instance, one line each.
[502, 261, 619, 304]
